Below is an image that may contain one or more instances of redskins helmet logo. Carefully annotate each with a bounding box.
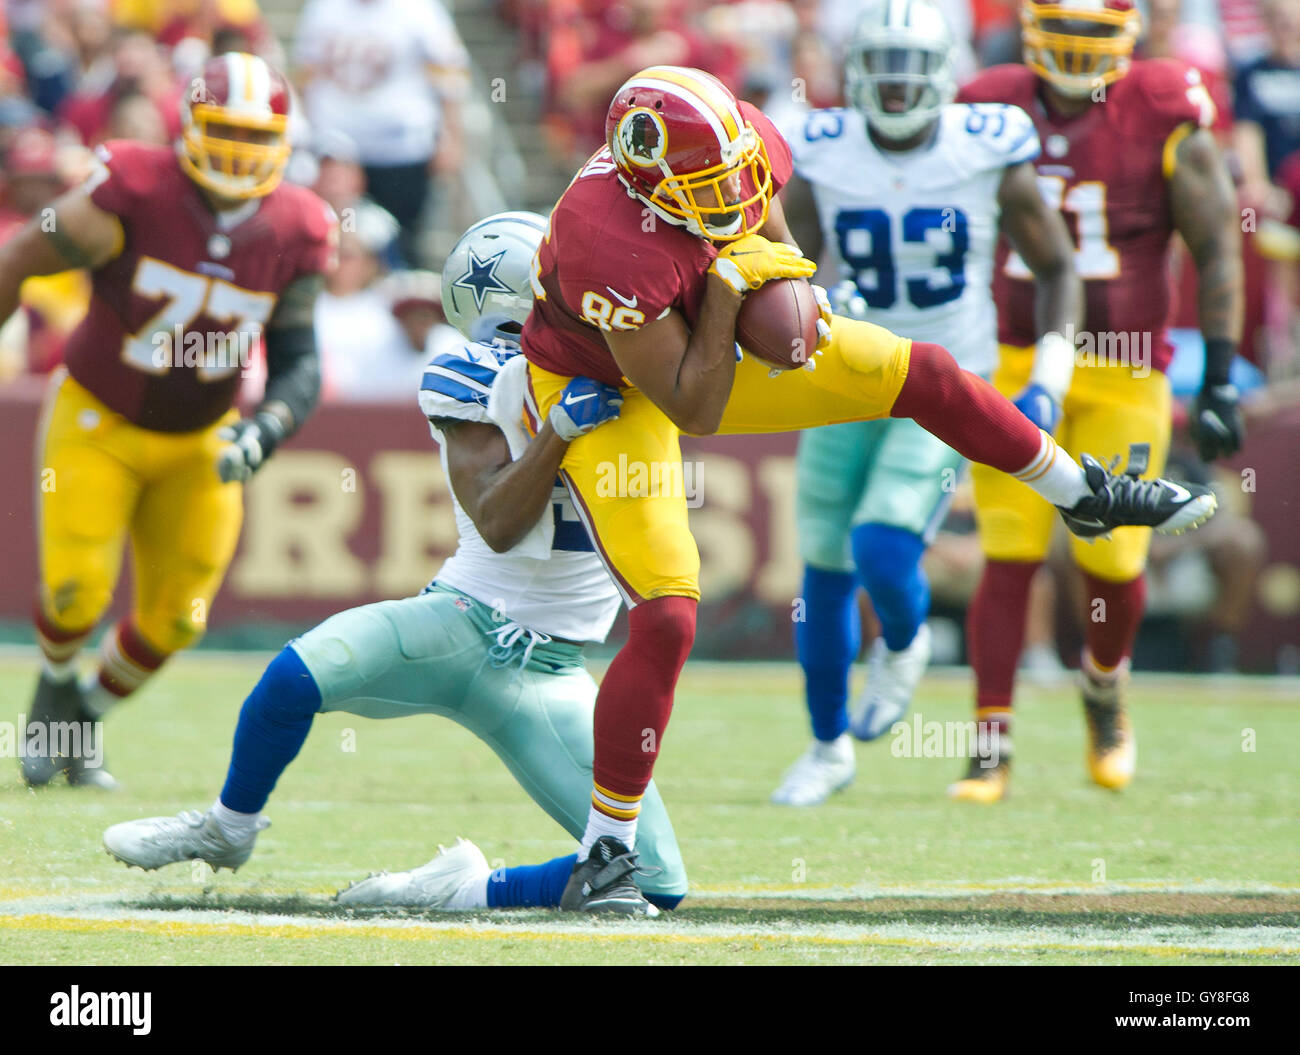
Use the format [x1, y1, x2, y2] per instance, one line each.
[617, 108, 667, 167]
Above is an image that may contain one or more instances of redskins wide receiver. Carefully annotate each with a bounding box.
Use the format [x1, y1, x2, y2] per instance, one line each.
[951, 0, 1244, 802]
[6, 52, 338, 789]
[519, 64, 1219, 915]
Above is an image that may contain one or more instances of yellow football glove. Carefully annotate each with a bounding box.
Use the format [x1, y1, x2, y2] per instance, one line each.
[709, 234, 817, 294]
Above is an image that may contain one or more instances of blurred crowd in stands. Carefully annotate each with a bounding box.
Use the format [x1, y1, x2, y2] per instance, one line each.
[0, 0, 470, 398]
[1, 0, 1298, 400]
[0, 0, 1295, 670]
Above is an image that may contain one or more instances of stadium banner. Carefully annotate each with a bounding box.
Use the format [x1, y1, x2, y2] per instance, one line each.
[0, 377, 1296, 670]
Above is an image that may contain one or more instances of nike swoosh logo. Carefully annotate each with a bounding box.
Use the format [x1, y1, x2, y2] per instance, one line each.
[564, 392, 597, 406]
[606, 286, 638, 308]
[1164, 482, 1192, 503]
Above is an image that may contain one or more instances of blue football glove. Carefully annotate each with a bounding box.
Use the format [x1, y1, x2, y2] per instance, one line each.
[548, 377, 624, 441]
[1013, 382, 1061, 434]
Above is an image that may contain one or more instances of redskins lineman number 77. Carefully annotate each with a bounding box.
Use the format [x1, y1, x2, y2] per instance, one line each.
[2, 51, 337, 789]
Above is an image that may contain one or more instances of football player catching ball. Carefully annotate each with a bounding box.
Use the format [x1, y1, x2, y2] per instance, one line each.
[520, 63, 1219, 914]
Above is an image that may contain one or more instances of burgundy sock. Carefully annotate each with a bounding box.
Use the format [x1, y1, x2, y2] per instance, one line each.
[592, 595, 696, 798]
[892, 342, 1042, 473]
[968, 560, 1041, 713]
[1082, 572, 1147, 671]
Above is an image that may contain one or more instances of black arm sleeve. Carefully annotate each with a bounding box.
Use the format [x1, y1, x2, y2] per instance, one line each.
[260, 324, 321, 436]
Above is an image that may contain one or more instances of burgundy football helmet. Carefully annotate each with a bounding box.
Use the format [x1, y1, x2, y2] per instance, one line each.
[605, 65, 773, 241]
[180, 51, 291, 200]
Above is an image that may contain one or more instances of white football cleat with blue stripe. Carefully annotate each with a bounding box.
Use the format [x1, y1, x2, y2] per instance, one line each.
[851, 623, 931, 741]
[770, 733, 856, 807]
[335, 838, 491, 909]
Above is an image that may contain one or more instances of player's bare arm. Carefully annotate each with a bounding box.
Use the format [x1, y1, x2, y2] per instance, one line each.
[436, 372, 622, 552]
[1170, 126, 1246, 460]
[777, 172, 823, 265]
[997, 159, 1081, 431]
[757, 191, 797, 249]
[0, 188, 121, 321]
[997, 160, 1081, 340]
[1171, 129, 1243, 348]
[604, 277, 742, 436]
[437, 419, 571, 553]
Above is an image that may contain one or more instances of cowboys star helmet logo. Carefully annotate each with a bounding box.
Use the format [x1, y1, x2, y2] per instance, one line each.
[451, 248, 514, 311]
[618, 108, 667, 167]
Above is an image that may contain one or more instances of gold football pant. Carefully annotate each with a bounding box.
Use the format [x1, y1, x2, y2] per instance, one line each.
[971, 345, 1172, 581]
[35, 371, 243, 654]
[525, 316, 911, 604]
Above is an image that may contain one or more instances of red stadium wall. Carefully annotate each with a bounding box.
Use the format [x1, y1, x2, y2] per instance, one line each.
[1, 377, 1297, 670]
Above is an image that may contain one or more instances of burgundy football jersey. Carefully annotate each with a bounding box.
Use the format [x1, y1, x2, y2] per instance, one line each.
[62, 141, 337, 432]
[522, 103, 793, 388]
[959, 60, 1215, 373]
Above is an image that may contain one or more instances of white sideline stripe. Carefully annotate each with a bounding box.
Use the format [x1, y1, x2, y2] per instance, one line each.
[2, 904, 1296, 958]
[688, 878, 1300, 899]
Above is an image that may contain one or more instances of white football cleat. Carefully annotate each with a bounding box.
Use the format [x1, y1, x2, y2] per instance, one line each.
[850, 623, 931, 741]
[336, 837, 491, 909]
[103, 809, 267, 872]
[770, 733, 855, 807]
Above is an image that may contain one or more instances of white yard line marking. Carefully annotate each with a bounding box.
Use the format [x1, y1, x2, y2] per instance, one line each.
[1, 907, 1296, 959]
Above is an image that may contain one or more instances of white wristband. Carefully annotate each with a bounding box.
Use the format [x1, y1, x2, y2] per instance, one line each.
[710, 256, 749, 294]
[1031, 331, 1076, 402]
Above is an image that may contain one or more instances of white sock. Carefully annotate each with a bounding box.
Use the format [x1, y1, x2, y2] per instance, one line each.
[80, 676, 118, 719]
[1082, 649, 1128, 685]
[1013, 431, 1090, 509]
[815, 733, 853, 761]
[211, 798, 262, 843]
[577, 803, 638, 861]
[43, 657, 77, 684]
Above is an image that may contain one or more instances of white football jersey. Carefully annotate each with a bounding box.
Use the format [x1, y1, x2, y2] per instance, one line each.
[786, 103, 1040, 376]
[294, 0, 468, 165]
[417, 340, 621, 644]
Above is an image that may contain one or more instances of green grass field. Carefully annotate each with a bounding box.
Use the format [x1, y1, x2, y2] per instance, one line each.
[2, 652, 1298, 965]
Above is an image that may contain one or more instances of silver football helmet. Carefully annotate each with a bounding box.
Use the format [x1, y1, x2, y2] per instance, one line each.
[846, 0, 957, 141]
[440, 211, 547, 344]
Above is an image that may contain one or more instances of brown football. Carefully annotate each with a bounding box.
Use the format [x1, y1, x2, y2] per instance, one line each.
[735, 277, 820, 372]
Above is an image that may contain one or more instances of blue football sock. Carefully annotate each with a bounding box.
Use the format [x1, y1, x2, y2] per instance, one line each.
[485, 854, 685, 910]
[219, 646, 322, 814]
[487, 854, 577, 908]
[851, 523, 930, 653]
[796, 564, 860, 742]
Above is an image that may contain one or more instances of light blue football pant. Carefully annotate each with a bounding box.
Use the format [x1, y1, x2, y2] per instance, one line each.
[795, 417, 965, 571]
[290, 584, 688, 901]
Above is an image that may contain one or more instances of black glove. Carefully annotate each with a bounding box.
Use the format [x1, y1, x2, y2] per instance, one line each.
[216, 411, 287, 483]
[1190, 383, 1243, 463]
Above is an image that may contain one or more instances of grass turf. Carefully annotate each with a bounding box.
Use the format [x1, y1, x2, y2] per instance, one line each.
[1, 654, 1297, 965]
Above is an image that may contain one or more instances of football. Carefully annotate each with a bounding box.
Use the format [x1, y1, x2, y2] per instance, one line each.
[735, 277, 821, 372]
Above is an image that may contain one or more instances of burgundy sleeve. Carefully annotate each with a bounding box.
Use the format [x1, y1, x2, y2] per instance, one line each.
[742, 102, 793, 192]
[294, 194, 340, 278]
[555, 236, 684, 332]
[85, 141, 149, 218]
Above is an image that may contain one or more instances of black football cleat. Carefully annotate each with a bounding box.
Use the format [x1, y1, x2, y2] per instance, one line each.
[20, 672, 81, 786]
[559, 836, 659, 917]
[66, 699, 120, 792]
[1058, 443, 1216, 540]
